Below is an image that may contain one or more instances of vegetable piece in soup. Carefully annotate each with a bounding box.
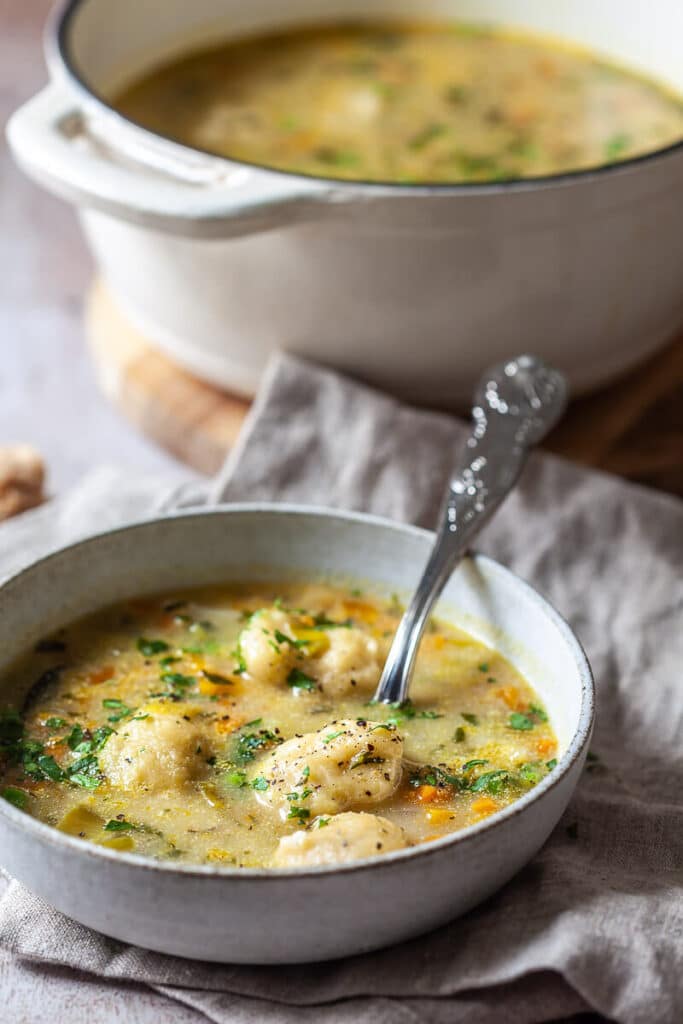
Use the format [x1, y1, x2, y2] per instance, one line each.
[113, 21, 683, 183]
[0, 583, 559, 867]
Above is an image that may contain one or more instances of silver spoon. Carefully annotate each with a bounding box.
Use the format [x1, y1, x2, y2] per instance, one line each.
[373, 354, 568, 706]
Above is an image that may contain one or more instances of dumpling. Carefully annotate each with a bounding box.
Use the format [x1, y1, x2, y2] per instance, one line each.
[313, 627, 384, 697]
[251, 718, 403, 819]
[272, 812, 408, 867]
[99, 702, 214, 792]
[238, 609, 303, 685]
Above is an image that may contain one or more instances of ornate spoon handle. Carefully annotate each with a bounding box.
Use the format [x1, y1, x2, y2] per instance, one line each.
[374, 355, 568, 706]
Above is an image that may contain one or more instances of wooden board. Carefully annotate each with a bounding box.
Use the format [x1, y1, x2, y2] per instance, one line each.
[86, 278, 683, 496]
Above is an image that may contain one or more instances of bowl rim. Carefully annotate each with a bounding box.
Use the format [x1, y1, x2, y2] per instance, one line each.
[0, 503, 595, 880]
[48, 0, 683, 197]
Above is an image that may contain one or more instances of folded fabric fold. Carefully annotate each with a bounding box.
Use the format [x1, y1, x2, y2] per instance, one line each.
[1, 353, 681, 1024]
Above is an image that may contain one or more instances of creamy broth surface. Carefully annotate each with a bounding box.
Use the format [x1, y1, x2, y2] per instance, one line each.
[0, 583, 558, 868]
[113, 21, 683, 183]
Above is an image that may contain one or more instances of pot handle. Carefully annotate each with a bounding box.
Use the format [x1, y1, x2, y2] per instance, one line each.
[7, 84, 335, 238]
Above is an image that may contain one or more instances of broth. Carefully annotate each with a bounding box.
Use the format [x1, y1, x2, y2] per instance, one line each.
[113, 21, 683, 183]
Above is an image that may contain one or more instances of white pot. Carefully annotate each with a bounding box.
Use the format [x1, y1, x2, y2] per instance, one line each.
[0, 505, 594, 963]
[7, 0, 683, 403]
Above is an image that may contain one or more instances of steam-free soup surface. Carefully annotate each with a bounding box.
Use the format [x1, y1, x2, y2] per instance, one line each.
[0, 583, 558, 868]
[114, 21, 683, 183]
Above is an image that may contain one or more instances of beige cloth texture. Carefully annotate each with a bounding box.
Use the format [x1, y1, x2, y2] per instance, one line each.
[1, 354, 682, 1024]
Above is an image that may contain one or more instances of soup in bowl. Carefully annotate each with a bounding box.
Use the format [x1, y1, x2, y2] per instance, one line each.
[0, 507, 593, 962]
[1, 581, 559, 869]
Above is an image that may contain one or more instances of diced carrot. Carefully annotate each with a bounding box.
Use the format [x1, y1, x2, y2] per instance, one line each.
[415, 785, 438, 803]
[341, 599, 377, 623]
[426, 807, 453, 825]
[535, 738, 556, 757]
[87, 665, 114, 685]
[495, 686, 522, 710]
[215, 717, 244, 736]
[471, 797, 499, 817]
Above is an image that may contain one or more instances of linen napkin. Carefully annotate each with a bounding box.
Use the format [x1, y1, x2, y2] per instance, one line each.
[1, 354, 682, 1024]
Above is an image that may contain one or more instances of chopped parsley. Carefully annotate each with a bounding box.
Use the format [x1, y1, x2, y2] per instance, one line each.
[287, 806, 311, 823]
[201, 670, 233, 686]
[409, 765, 461, 790]
[365, 698, 443, 725]
[44, 717, 67, 729]
[509, 712, 534, 731]
[0, 710, 24, 754]
[102, 698, 135, 723]
[225, 770, 248, 788]
[509, 705, 548, 731]
[233, 726, 282, 765]
[462, 759, 488, 771]
[312, 613, 352, 629]
[251, 776, 269, 792]
[286, 668, 318, 692]
[461, 712, 479, 726]
[67, 724, 113, 754]
[349, 751, 385, 769]
[453, 726, 466, 743]
[68, 754, 103, 789]
[231, 638, 247, 676]
[104, 818, 136, 832]
[1, 786, 28, 809]
[273, 629, 308, 650]
[137, 638, 170, 656]
[469, 770, 509, 794]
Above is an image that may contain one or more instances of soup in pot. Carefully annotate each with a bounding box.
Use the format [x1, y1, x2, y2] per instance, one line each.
[0, 582, 559, 868]
[113, 21, 683, 184]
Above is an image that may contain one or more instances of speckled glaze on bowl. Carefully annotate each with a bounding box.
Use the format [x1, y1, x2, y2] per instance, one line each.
[0, 506, 594, 963]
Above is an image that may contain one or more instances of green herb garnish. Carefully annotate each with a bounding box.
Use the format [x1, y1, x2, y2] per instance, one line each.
[233, 726, 282, 765]
[137, 638, 170, 656]
[1, 786, 28, 809]
[104, 818, 135, 832]
[102, 698, 135, 723]
[605, 133, 630, 161]
[349, 751, 386, 769]
[45, 717, 67, 729]
[469, 770, 509, 795]
[287, 806, 311, 823]
[202, 671, 233, 686]
[251, 776, 269, 792]
[68, 754, 102, 789]
[286, 668, 318, 692]
[461, 713, 479, 726]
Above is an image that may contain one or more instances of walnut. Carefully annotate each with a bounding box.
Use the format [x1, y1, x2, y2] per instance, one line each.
[0, 445, 45, 520]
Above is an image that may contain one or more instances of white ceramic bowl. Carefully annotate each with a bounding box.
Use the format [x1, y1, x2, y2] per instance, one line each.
[6, 0, 683, 404]
[0, 505, 593, 963]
